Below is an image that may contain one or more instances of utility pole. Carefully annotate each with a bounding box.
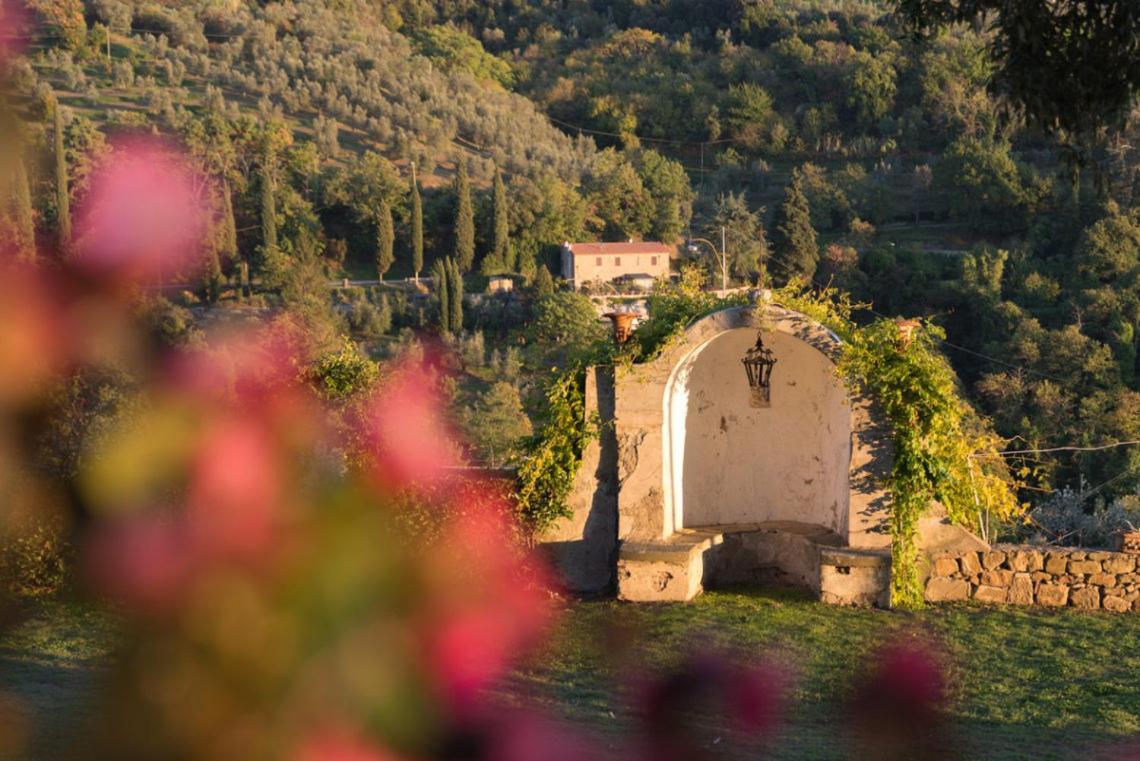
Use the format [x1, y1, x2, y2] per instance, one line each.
[686, 234, 727, 296]
[720, 225, 727, 295]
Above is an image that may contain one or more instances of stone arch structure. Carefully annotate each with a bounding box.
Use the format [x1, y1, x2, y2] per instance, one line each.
[616, 305, 891, 548]
[664, 316, 853, 540]
[541, 303, 985, 605]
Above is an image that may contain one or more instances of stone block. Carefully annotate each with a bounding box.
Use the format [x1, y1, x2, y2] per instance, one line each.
[1089, 573, 1118, 588]
[1103, 595, 1130, 613]
[1070, 551, 1087, 560]
[1036, 584, 1069, 607]
[982, 551, 1007, 570]
[925, 577, 970, 602]
[1045, 554, 1069, 575]
[973, 585, 1007, 604]
[1009, 574, 1034, 605]
[959, 552, 982, 575]
[1069, 560, 1102, 575]
[1071, 586, 1101, 609]
[932, 556, 960, 577]
[1008, 551, 1030, 572]
[1031, 571, 1052, 583]
[1089, 552, 1114, 561]
[981, 569, 1012, 587]
[1134, 598, 1140, 612]
[1104, 556, 1136, 574]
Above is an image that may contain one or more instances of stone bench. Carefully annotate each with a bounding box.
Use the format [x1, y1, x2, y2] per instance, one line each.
[617, 521, 882, 603]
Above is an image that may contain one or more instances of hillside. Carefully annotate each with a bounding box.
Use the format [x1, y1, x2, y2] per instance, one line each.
[3, 0, 1139, 522]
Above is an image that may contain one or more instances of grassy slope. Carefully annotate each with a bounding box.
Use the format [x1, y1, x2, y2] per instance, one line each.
[0, 600, 117, 760]
[507, 589, 1140, 761]
[3, 591, 1139, 759]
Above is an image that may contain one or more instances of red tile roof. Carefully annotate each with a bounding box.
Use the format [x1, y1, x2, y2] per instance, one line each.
[565, 241, 672, 256]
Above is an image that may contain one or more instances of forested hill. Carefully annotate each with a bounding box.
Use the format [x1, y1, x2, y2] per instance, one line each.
[11, 0, 694, 275]
[5, 0, 1140, 519]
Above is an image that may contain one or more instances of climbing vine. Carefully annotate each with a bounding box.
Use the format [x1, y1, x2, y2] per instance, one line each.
[514, 366, 600, 539]
[775, 281, 1024, 607]
[515, 266, 742, 537]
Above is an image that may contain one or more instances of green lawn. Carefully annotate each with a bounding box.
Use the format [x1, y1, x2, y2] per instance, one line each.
[506, 589, 1140, 760]
[3, 591, 1138, 760]
[0, 600, 117, 760]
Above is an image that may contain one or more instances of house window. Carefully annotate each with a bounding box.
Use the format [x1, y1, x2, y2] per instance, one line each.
[595, 257, 602, 266]
[615, 257, 622, 266]
[651, 256, 658, 266]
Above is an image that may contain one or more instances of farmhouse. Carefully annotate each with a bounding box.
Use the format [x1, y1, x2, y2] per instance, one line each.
[560, 241, 672, 289]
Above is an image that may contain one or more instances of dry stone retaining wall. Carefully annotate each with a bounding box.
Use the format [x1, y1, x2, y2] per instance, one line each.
[926, 544, 1140, 612]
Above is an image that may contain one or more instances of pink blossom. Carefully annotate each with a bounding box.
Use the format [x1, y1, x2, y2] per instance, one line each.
[726, 660, 787, 734]
[0, 0, 32, 63]
[75, 138, 208, 284]
[0, 266, 70, 404]
[864, 640, 947, 715]
[295, 730, 405, 761]
[484, 711, 605, 761]
[186, 418, 283, 561]
[361, 362, 459, 488]
[423, 507, 554, 716]
[85, 516, 193, 612]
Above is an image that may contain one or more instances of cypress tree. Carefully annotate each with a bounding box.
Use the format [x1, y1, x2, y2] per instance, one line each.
[12, 153, 35, 262]
[453, 158, 475, 272]
[771, 168, 818, 282]
[200, 248, 223, 303]
[53, 103, 71, 257]
[220, 179, 238, 262]
[448, 256, 464, 332]
[376, 197, 394, 281]
[239, 260, 251, 301]
[260, 156, 277, 256]
[532, 264, 555, 298]
[410, 167, 424, 280]
[492, 167, 510, 271]
[432, 258, 450, 334]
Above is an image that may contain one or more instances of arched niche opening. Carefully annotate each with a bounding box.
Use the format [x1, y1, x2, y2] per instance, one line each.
[664, 327, 851, 535]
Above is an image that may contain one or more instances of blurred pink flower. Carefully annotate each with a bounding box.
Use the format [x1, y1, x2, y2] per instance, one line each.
[85, 515, 193, 612]
[0, 0, 32, 63]
[187, 418, 283, 561]
[75, 138, 208, 284]
[0, 266, 70, 404]
[863, 640, 947, 717]
[484, 710, 605, 761]
[295, 730, 405, 761]
[361, 362, 459, 488]
[423, 505, 554, 717]
[726, 660, 787, 734]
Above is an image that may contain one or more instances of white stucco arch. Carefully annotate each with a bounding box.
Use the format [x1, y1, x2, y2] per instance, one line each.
[662, 309, 853, 537]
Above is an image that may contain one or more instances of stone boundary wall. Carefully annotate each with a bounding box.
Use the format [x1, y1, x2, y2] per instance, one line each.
[925, 544, 1140, 612]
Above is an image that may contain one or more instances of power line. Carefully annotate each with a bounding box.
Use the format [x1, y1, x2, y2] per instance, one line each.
[988, 441, 1140, 457]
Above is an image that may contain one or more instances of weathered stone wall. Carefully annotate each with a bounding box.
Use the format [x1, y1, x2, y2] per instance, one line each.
[926, 545, 1140, 612]
[538, 367, 618, 594]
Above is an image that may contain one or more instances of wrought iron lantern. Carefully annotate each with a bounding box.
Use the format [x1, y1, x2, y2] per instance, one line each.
[742, 333, 777, 408]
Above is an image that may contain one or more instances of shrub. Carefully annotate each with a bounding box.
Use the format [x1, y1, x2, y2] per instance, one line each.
[2, 516, 70, 598]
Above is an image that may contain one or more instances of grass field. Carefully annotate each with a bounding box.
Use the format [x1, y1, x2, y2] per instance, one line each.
[3, 591, 1138, 760]
[507, 589, 1140, 761]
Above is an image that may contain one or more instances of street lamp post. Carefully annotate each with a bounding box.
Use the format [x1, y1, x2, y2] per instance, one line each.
[687, 228, 727, 295]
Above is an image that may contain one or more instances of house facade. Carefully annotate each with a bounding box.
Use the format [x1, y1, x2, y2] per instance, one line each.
[560, 241, 672, 289]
